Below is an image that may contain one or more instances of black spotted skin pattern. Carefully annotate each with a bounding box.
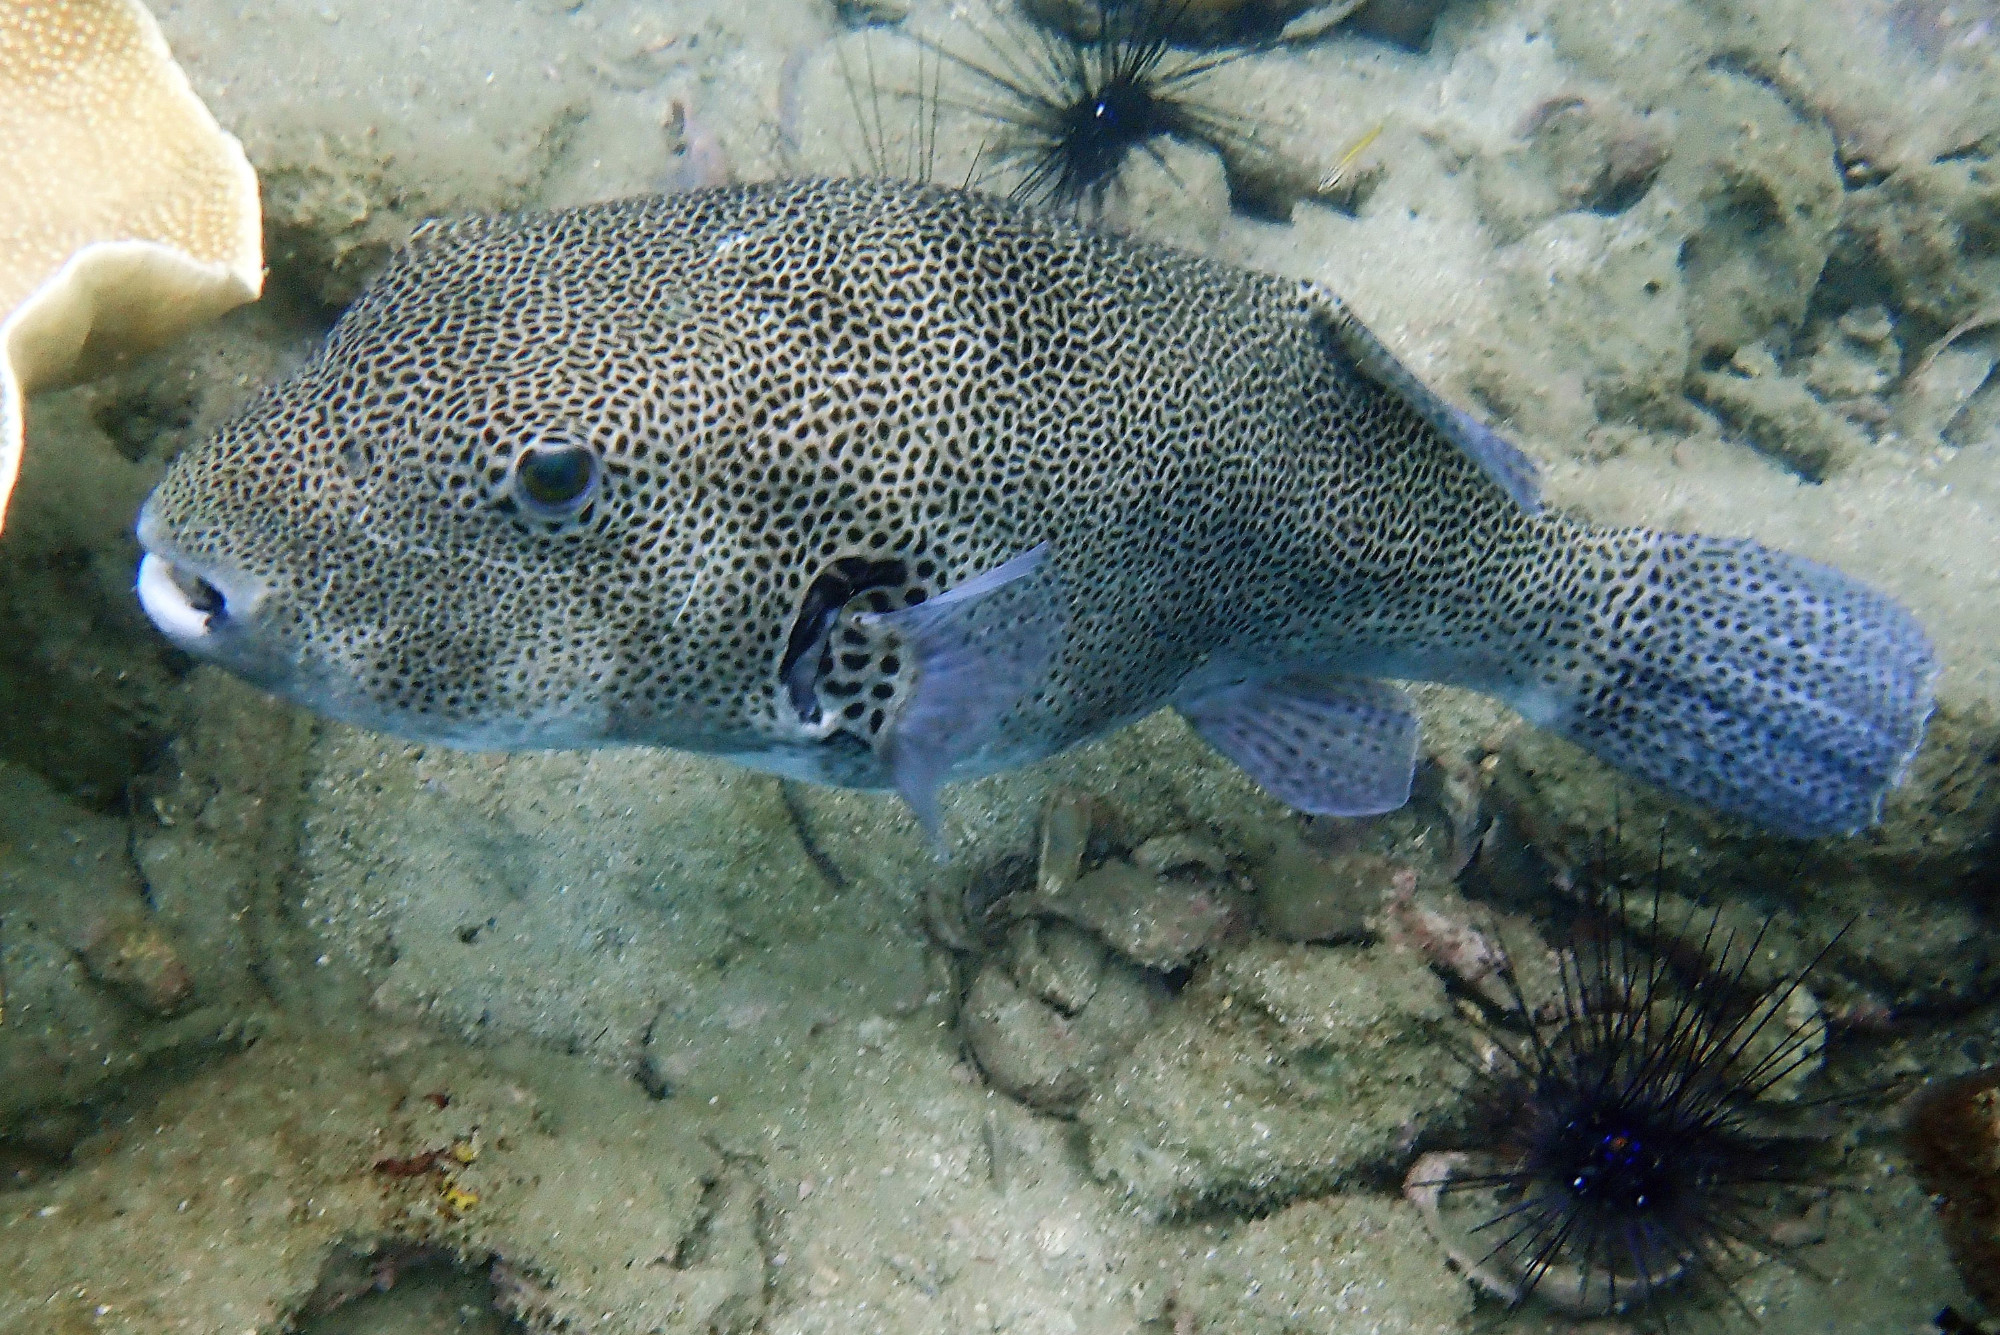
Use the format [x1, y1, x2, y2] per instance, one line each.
[142, 177, 1932, 830]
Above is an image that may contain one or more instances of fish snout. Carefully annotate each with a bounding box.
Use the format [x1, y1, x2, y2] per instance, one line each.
[134, 503, 275, 669]
[136, 551, 252, 642]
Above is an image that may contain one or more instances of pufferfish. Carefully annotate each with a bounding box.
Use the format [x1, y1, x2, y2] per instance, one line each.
[134, 177, 1935, 839]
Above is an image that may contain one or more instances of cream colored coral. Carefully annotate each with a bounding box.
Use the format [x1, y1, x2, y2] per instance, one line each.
[0, 0, 261, 534]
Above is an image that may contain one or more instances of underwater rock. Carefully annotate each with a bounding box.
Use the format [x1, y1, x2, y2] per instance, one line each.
[297, 711, 1284, 1074]
[1375, 874, 1570, 1023]
[1346, 0, 1453, 49]
[1037, 855, 1245, 972]
[1082, 940, 1471, 1217]
[961, 959, 1100, 1112]
[0, 383, 191, 808]
[0, 1021, 756, 1335]
[1568, 882, 1840, 1090]
[1170, 1195, 1470, 1334]
[0, 656, 315, 1128]
[920, 855, 1017, 956]
[73, 902, 193, 1016]
[1908, 1067, 2000, 1309]
[1007, 915, 1107, 1016]
[1901, 336, 2000, 444]
[1658, 69, 1842, 359]
[1705, 0, 2000, 169]
[0, 763, 192, 1013]
[1487, 715, 2000, 1015]
[0, 1106, 87, 1190]
[1017, 0, 1325, 44]
[1099, 137, 1232, 252]
[1014, 792, 1245, 972]
[1037, 787, 1101, 898]
[0, 916, 138, 1126]
[131, 671, 317, 1007]
[1692, 348, 1871, 480]
[1250, 828, 1393, 943]
[960, 797, 1243, 1111]
[963, 919, 1169, 1114]
[0, 763, 146, 921]
[1497, 211, 1691, 422]
[1836, 156, 2000, 334]
[1805, 305, 1902, 403]
[0, 751, 279, 1124]
[1132, 831, 1232, 880]
[1476, 94, 1671, 241]
[156, 5, 585, 304]
[256, 122, 580, 307]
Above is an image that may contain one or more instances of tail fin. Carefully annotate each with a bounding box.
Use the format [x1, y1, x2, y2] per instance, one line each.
[1524, 532, 1936, 838]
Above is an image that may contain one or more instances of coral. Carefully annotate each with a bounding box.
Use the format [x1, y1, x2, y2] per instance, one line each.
[0, 0, 260, 533]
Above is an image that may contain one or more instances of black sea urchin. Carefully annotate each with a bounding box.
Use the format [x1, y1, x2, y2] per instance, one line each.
[1408, 882, 1842, 1324]
[927, 0, 1267, 213]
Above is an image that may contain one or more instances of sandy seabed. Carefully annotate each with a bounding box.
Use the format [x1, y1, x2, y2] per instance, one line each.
[1, 0, 1998, 1330]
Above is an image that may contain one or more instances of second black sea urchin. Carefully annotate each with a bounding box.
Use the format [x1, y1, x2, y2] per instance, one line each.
[1407, 885, 1842, 1323]
[926, 0, 1269, 213]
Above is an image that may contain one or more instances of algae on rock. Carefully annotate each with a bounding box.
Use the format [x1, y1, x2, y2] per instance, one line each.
[0, 1022, 759, 1335]
[1657, 69, 1842, 360]
[1171, 1196, 1471, 1335]
[1083, 941, 1472, 1217]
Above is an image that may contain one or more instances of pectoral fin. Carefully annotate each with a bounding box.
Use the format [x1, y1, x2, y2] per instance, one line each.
[859, 544, 1061, 844]
[1177, 670, 1419, 816]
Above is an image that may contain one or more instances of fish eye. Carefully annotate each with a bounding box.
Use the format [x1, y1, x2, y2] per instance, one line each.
[509, 436, 600, 518]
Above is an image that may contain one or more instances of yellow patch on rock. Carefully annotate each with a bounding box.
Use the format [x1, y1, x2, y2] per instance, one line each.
[0, 0, 261, 534]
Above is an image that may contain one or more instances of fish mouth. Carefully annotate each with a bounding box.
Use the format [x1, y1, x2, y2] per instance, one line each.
[135, 552, 236, 641]
[133, 502, 283, 683]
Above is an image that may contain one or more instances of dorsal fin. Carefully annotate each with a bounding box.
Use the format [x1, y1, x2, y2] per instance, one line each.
[1300, 281, 1542, 515]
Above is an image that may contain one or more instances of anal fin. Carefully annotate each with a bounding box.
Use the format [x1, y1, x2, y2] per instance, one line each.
[1301, 280, 1542, 515]
[1177, 670, 1419, 816]
[859, 544, 1061, 844]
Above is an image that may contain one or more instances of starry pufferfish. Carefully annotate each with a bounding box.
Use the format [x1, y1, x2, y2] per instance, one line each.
[134, 176, 1936, 840]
